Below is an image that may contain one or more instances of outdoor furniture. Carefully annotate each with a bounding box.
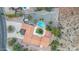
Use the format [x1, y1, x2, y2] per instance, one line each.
[23, 18, 28, 24]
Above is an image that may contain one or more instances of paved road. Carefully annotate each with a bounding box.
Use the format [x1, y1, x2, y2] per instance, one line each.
[0, 8, 7, 51]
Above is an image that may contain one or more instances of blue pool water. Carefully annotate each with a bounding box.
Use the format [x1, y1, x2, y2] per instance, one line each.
[37, 21, 45, 28]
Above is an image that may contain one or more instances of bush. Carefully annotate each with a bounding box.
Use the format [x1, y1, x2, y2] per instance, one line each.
[46, 25, 61, 37]
[15, 12, 23, 17]
[39, 18, 44, 21]
[13, 43, 22, 51]
[13, 43, 29, 51]
[46, 25, 52, 31]
[36, 28, 43, 35]
[8, 25, 15, 33]
[1, 13, 4, 15]
[48, 21, 53, 25]
[6, 14, 16, 18]
[44, 7, 53, 12]
[35, 7, 53, 12]
[35, 7, 44, 11]
[6, 13, 23, 18]
[22, 48, 28, 51]
[8, 38, 16, 46]
[50, 40, 60, 51]
[27, 15, 33, 20]
[51, 27, 61, 37]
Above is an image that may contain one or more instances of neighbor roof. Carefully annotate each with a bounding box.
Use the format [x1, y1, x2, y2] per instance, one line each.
[22, 23, 52, 48]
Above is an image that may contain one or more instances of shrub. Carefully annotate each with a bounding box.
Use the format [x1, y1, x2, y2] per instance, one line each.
[15, 12, 23, 17]
[50, 40, 60, 51]
[13, 43, 22, 51]
[48, 21, 53, 25]
[39, 18, 44, 21]
[8, 25, 15, 33]
[36, 28, 43, 35]
[6, 12, 23, 18]
[27, 15, 33, 20]
[35, 7, 44, 11]
[44, 7, 53, 12]
[8, 38, 16, 46]
[51, 27, 61, 37]
[46, 25, 61, 37]
[22, 48, 28, 51]
[46, 25, 52, 31]
[6, 14, 16, 18]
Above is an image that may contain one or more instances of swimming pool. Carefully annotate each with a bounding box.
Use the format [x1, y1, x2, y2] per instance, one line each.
[37, 21, 45, 28]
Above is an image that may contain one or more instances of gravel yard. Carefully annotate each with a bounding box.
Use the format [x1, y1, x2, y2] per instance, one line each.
[58, 7, 79, 51]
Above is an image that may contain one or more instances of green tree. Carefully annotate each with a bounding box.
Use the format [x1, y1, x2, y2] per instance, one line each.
[46, 25, 61, 37]
[49, 21, 53, 25]
[36, 28, 43, 35]
[27, 15, 33, 20]
[0, 13, 4, 15]
[45, 7, 53, 12]
[13, 43, 22, 51]
[35, 7, 44, 11]
[39, 18, 44, 21]
[8, 25, 15, 33]
[51, 27, 61, 37]
[50, 40, 60, 51]
[6, 14, 15, 18]
[8, 38, 16, 46]
[46, 25, 52, 31]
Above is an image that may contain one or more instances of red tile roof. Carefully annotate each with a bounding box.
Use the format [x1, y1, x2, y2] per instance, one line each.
[22, 23, 52, 48]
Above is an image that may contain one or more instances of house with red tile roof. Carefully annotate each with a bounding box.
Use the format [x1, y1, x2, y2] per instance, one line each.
[7, 20, 52, 49]
[21, 22, 52, 48]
